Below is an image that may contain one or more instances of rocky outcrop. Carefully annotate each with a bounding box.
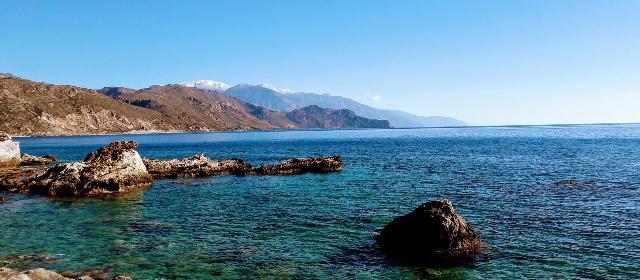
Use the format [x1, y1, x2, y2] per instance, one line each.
[376, 199, 482, 264]
[142, 155, 342, 178]
[0, 267, 129, 280]
[142, 155, 252, 178]
[26, 141, 152, 196]
[253, 156, 343, 175]
[0, 132, 20, 168]
[20, 154, 56, 166]
[0, 166, 47, 192]
[0, 267, 84, 280]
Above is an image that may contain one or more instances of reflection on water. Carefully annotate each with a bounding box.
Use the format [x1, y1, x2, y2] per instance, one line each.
[2, 125, 640, 278]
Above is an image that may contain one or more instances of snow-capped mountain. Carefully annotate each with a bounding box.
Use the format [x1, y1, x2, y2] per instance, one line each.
[180, 80, 231, 92]
[256, 83, 295, 94]
[181, 80, 466, 127]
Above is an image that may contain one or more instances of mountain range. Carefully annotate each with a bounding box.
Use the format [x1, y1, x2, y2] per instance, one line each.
[0, 74, 390, 136]
[182, 81, 466, 127]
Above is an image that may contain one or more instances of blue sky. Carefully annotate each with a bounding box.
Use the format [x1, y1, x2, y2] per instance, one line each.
[1, 0, 639, 125]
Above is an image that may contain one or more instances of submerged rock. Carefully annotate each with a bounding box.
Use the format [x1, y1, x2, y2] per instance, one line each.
[20, 154, 56, 166]
[253, 156, 343, 175]
[554, 180, 595, 188]
[376, 199, 482, 264]
[0, 132, 20, 169]
[26, 141, 152, 196]
[142, 155, 252, 178]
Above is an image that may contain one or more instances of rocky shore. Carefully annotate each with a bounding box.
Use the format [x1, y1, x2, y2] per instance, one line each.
[0, 137, 343, 197]
[0, 267, 130, 280]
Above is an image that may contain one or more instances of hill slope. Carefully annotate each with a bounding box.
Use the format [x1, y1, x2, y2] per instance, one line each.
[286, 105, 391, 129]
[113, 85, 290, 131]
[213, 83, 465, 127]
[0, 76, 173, 136]
[0, 75, 396, 136]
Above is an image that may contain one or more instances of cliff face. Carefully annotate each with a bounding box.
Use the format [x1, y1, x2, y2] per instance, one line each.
[286, 105, 392, 129]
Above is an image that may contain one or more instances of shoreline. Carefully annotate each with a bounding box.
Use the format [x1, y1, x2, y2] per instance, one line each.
[9, 122, 640, 138]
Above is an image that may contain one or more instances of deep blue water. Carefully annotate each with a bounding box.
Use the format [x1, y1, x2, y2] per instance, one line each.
[1, 125, 639, 279]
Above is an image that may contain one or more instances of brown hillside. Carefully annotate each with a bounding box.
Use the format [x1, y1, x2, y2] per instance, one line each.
[116, 85, 296, 131]
[0, 76, 175, 136]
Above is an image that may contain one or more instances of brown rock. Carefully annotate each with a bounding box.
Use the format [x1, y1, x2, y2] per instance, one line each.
[21, 154, 56, 165]
[0, 267, 87, 280]
[113, 276, 132, 280]
[0, 166, 47, 192]
[143, 155, 252, 178]
[26, 141, 153, 196]
[252, 155, 343, 175]
[376, 199, 482, 264]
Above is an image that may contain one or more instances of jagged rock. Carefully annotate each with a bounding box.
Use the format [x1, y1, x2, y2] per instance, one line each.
[0, 196, 4, 203]
[0, 267, 93, 280]
[376, 199, 482, 264]
[143, 155, 252, 178]
[0, 132, 20, 168]
[26, 141, 152, 196]
[113, 276, 132, 280]
[253, 156, 343, 175]
[20, 154, 56, 166]
[0, 166, 47, 193]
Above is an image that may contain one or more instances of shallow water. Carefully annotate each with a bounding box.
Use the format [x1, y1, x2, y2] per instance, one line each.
[1, 125, 639, 279]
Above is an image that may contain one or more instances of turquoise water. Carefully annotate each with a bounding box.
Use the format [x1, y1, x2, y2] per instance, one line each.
[1, 125, 640, 279]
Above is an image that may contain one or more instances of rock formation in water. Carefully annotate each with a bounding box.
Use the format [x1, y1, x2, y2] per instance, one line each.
[0, 140, 343, 196]
[0, 166, 46, 192]
[0, 267, 130, 280]
[376, 199, 482, 264]
[0, 132, 20, 168]
[0, 267, 86, 280]
[26, 141, 153, 196]
[143, 155, 343, 178]
[20, 154, 56, 165]
[143, 155, 253, 178]
[253, 156, 343, 175]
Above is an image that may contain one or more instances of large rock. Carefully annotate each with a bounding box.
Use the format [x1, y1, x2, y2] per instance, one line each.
[26, 141, 152, 196]
[21, 154, 56, 166]
[143, 155, 252, 178]
[253, 156, 343, 175]
[0, 132, 20, 168]
[376, 199, 482, 264]
[0, 267, 91, 280]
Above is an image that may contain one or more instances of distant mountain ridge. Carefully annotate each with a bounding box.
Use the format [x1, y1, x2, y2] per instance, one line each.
[181, 80, 466, 127]
[0, 74, 392, 136]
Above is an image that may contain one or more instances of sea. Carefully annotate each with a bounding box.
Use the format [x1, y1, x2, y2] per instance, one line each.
[1, 125, 639, 279]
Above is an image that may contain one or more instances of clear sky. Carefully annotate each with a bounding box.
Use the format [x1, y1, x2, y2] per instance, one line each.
[1, 0, 639, 125]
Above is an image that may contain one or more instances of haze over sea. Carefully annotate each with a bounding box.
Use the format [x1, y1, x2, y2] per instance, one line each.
[1, 125, 639, 279]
